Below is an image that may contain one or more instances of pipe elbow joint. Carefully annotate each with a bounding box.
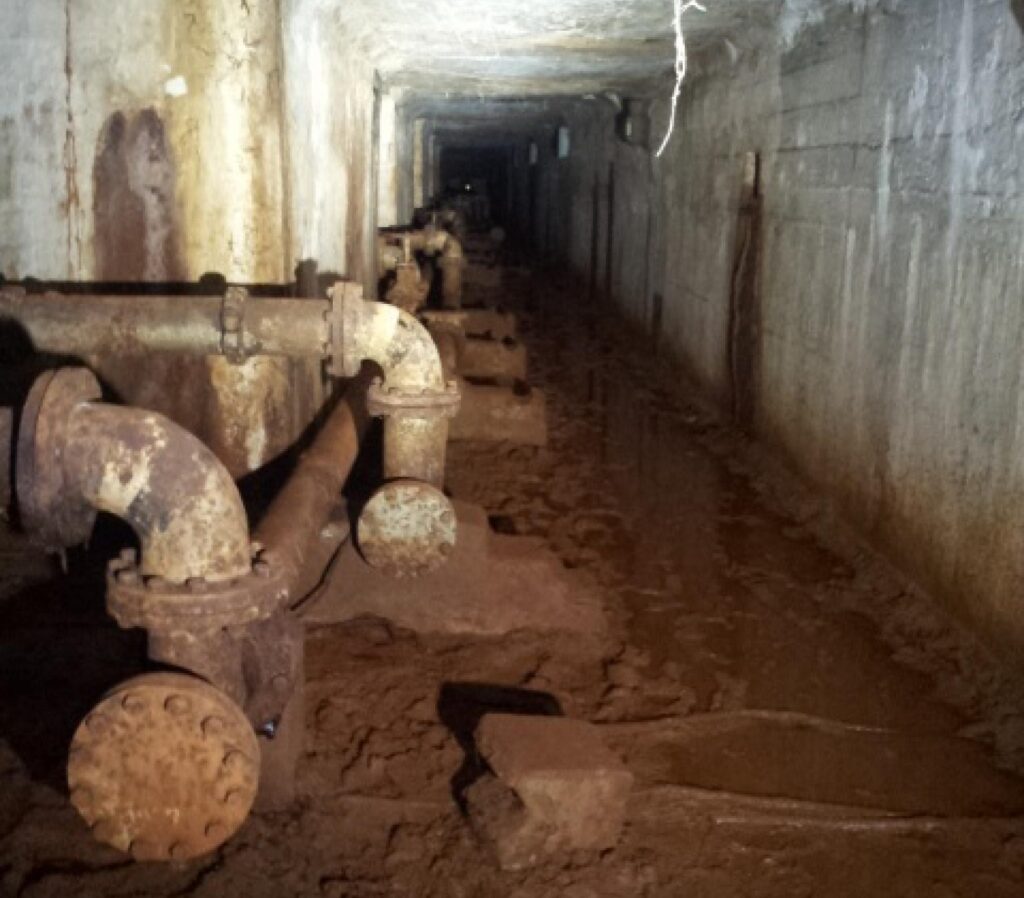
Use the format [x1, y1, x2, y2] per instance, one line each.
[330, 281, 445, 390]
[17, 368, 251, 584]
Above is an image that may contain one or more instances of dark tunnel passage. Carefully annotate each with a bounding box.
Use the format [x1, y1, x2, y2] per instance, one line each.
[3, 1, 1024, 895]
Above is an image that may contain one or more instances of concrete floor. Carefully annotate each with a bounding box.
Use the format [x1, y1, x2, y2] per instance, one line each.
[2, 263, 1024, 896]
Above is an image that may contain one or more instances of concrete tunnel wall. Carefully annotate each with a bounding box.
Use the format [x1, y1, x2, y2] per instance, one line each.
[557, 0, 1024, 658]
[0, 0, 379, 476]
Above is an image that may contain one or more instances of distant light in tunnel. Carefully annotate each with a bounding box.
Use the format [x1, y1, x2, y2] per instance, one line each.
[557, 126, 571, 160]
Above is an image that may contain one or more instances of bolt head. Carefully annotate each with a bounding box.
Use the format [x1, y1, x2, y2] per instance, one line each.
[164, 694, 191, 716]
[202, 715, 227, 738]
[121, 693, 146, 715]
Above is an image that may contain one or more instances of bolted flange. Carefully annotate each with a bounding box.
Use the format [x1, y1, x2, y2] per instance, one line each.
[68, 671, 260, 862]
[366, 378, 461, 420]
[356, 478, 456, 578]
[106, 549, 290, 633]
[16, 367, 102, 548]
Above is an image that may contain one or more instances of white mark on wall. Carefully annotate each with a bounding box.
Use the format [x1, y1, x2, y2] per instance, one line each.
[164, 75, 188, 97]
[908, 65, 928, 143]
[876, 100, 893, 249]
[899, 216, 923, 397]
[947, 0, 973, 264]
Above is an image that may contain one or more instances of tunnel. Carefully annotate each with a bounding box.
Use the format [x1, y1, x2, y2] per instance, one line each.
[2, 0, 1024, 894]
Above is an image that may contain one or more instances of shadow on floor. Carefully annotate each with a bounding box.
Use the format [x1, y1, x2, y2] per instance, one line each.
[437, 681, 562, 809]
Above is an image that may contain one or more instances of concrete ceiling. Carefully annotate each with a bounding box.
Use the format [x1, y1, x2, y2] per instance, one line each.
[334, 0, 780, 97]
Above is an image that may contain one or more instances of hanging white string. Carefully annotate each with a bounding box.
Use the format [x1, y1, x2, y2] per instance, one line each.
[654, 0, 707, 158]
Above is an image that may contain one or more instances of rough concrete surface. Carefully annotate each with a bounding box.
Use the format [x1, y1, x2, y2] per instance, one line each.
[559, 0, 1024, 657]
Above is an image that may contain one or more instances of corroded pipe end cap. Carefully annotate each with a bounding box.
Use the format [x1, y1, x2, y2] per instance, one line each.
[356, 479, 456, 578]
[68, 672, 259, 862]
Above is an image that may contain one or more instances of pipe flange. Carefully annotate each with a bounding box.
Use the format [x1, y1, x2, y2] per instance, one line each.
[327, 280, 365, 378]
[16, 367, 101, 548]
[68, 671, 259, 861]
[106, 548, 289, 632]
[366, 378, 461, 420]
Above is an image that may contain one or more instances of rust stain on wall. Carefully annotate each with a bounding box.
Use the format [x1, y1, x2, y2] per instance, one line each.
[94, 110, 185, 281]
[91, 107, 210, 445]
[62, 0, 83, 276]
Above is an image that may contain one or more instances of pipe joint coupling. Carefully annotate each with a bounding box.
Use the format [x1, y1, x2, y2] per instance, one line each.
[326, 280, 365, 378]
[220, 286, 260, 363]
[107, 544, 289, 633]
[366, 378, 461, 421]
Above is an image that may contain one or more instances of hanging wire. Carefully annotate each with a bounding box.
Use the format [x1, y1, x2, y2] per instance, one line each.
[654, 0, 707, 158]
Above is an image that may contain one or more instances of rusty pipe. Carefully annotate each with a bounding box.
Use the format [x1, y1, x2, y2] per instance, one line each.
[331, 283, 452, 489]
[16, 367, 251, 582]
[377, 237, 403, 273]
[63, 402, 252, 583]
[332, 282, 445, 391]
[378, 226, 465, 308]
[254, 365, 373, 599]
[0, 287, 329, 359]
[417, 227, 464, 309]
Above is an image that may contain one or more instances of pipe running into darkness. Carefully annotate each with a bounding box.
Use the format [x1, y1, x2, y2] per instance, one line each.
[377, 226, 465, 308]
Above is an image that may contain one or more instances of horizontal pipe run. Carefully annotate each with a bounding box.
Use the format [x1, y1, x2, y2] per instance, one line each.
[0, 288, 329, 359]
[420, 308, 517, 341]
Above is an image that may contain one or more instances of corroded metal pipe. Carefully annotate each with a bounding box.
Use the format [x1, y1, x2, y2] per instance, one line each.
[0, 287, 329, 359]
[17, 368, 251, 582]
[329, 285, 459, 576]
[255, 365, 373, 600]
[378, 226, 465, 309]
[62, 403, 251, 583]
[421, 307, 517, 341]
[335, 284, 454, 486]
[332, 281, 446, 391]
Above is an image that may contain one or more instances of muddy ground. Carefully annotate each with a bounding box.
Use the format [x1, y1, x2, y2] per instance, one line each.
[3, 265, 1024, 896]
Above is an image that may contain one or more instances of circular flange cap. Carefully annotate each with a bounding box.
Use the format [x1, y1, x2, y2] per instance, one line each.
[357, 479, 456, 578]
[16, 367, 101, 547]
[68, 672, 260, 862]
